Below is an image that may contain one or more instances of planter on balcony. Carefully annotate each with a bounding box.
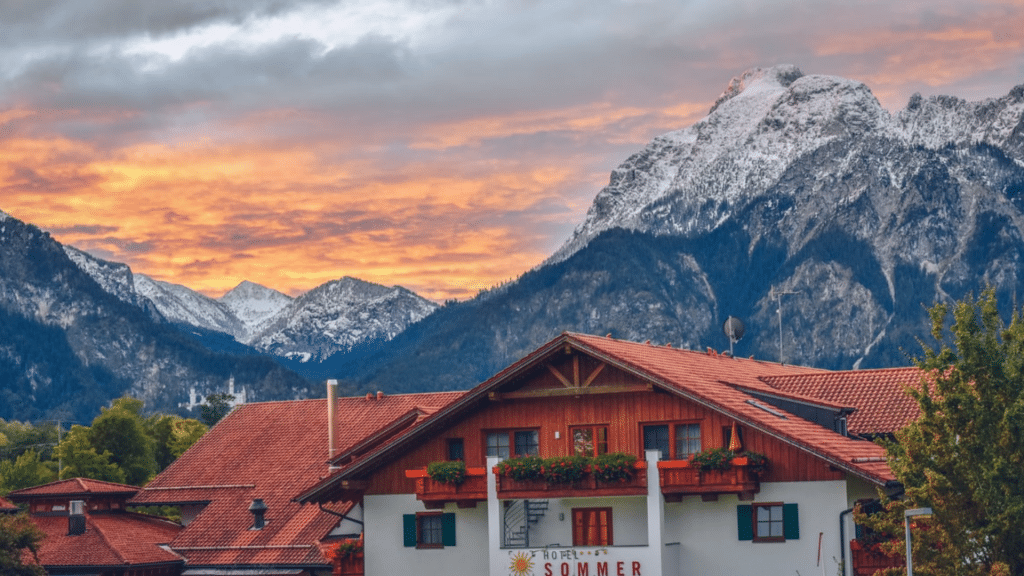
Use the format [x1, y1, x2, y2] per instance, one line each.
[657, 458, 759, 499]
[405, 467, 488, 508]
[495, 462, 648, 499]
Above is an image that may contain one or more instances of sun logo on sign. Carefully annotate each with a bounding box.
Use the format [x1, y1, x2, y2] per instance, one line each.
[509, 551, 534, 576]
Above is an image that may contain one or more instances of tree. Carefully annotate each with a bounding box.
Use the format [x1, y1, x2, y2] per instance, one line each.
[169, 418, 207, 459]
[200, 393, 234, 427]
[53, 425, 125, 483]
[0, 513, 47, 576]
[859, 290, 1023, 575]
[0, 450, 57, 494]
[88, 397, 156, 486]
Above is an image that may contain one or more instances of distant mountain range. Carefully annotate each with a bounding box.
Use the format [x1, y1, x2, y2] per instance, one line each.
[316, 66, 1024, 392]
[3, 65, 1023, 417]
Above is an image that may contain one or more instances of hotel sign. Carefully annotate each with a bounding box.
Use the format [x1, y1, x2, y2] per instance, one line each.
[506, 548, 646, 576]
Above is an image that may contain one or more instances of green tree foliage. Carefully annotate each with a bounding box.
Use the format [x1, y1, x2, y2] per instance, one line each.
[0, 450, 57, 494]
[169, 418, 207, 459]
[53, 425, 125, 483]
[0, 513, 47, 576]
[88, 397, 155, 486]
[0, 420, 58, 462]
[859, 290, 1022, 575]
[200, 393, 234, 427]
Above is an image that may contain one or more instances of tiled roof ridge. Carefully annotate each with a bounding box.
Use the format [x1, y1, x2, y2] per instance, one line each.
[8, 477, 140, 497]
[567, 331, 834, 371]
[88, 515, 131, 565]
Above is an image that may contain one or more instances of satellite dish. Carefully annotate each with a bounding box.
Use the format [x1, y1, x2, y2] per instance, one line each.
[723, 316, 745, 356]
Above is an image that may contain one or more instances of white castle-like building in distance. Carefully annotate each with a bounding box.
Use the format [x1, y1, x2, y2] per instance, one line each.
[180, 376, 248, 410]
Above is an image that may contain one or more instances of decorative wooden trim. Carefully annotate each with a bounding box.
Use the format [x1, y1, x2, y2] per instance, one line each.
[581, 363, 606, 388]
[547, 364, 574, 388]
[493, 383, 652, 400]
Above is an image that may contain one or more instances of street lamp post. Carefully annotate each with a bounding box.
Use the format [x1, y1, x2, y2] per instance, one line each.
[904, 507, 933, 576]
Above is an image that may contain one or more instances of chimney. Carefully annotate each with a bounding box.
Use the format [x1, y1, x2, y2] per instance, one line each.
[376, 390, 384, 400]
[249, 499, 268, 530]
[327, 380, 338, 460]
[68, 500, 86, 536]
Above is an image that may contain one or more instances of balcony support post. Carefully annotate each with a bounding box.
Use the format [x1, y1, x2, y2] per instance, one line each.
[487, 456, 501, 576]
[645, 449, 665, 576]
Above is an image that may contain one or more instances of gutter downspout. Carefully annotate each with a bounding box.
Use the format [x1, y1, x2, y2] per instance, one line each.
[839, 507, 854, 576]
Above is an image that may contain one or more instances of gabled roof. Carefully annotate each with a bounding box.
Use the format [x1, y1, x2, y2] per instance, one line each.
[298, 333, 898, 502]
[762, 367, 922, 435]
[133, 392, 461, 568]
[7, 477, 139, 500]
[29, 512, 183, 568]
[0, 495, 18, 512]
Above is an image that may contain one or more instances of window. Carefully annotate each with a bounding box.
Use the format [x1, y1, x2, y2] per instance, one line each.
[675, 423, 701, 459]
[737, 503, 799, 542]
[572, 425, 608, 457]
[572, 507, 613, 546]
[403, 512, 456, 548]
[486, 430, 539, 459]
[447, 438, 464, 461]
[643, 423, 701, 460]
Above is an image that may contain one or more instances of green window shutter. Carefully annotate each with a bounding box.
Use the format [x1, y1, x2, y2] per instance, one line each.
[442, 512, 456, 546]
[403, 514, 417, 547]
[783, 503, 800, 540]
[737, 505, 753, 541]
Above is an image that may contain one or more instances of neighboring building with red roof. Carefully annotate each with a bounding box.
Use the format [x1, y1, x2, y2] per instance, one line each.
[130, 391, 462, 576]
[296, 332, 913, 576]
[6, 478, 184, 576]
[0, 494, 19, 513]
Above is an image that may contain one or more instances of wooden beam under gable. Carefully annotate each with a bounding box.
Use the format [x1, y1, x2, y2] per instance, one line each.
[493, 382, 653, 400]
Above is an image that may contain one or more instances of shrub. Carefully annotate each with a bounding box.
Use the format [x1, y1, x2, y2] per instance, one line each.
[496, 455, 543, 480]
[690, 447, 735, 471]
[592, 452, 638, 483]
[541, 455, 589, 483]
[427, 460, 466, 485]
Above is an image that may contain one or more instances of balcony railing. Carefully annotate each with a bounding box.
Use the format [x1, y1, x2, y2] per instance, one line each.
[495, 462, 648, 499]
[849, 541, 902, 576]
[657, 457, 759, 499]
[405, 467, 488, 508]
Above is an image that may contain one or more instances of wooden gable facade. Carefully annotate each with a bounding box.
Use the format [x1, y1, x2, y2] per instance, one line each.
[361, 340, 846, 498]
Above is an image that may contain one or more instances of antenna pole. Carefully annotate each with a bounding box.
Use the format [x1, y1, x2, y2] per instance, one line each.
[770, 286, 798, 364]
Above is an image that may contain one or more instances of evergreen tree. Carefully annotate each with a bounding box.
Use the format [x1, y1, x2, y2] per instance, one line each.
[200, 393, 234, 427]
[859, 290, 1023, 575]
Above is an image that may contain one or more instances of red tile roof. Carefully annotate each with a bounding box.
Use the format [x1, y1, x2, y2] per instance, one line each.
[0, 495, 19, 511]
[133, 392, 461, 568]
[7, 477, 139, 499]
[302, 333, 898, 499]
[29, 512, 183, 568]
[762, 367, 922, 435]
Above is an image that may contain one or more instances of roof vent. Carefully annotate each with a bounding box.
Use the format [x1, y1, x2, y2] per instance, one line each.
[249, 499, 268, 530]
[376, 391, 384, 400]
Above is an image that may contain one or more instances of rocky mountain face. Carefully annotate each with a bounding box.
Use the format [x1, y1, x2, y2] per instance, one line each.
[324, 66, 1024, 392]
[0, 210, 312, 422]
[67, 248, 438, 363]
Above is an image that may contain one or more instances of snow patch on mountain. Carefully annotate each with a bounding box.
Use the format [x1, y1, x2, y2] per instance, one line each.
[134, 274, 244, 336]
[220, 280, 292, 329]
[548, 65, 1023, 265]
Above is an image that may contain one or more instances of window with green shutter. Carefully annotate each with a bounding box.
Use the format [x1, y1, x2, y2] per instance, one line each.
[404, 512, 456, 548]
[737, 503, 799, 542]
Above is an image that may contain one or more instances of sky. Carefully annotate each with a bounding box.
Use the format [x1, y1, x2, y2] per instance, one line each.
[1, 0, 1022, 301]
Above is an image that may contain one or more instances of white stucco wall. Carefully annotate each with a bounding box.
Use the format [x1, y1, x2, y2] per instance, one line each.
[525, 496, 649, 547]
[364, 493, 490, 575]
[664, 480, 850, 576]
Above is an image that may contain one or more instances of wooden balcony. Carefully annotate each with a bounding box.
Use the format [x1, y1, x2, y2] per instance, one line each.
[494, 462, 648, 499]
[657, 457, 759, 501]
[849, 541, 902, 576]
[405, 467, 488, 508]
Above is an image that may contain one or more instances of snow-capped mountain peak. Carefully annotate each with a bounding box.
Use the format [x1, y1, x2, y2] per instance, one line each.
[219, 280, 292, 328]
